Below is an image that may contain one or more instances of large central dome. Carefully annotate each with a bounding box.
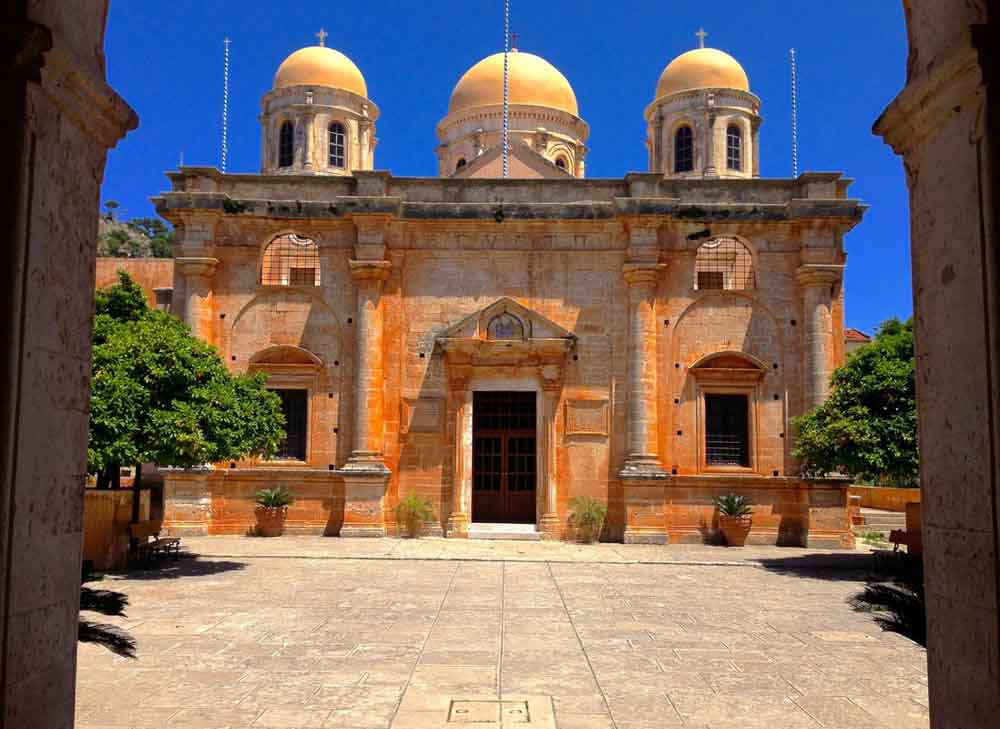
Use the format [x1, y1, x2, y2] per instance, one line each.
[449, 50, 579, 116]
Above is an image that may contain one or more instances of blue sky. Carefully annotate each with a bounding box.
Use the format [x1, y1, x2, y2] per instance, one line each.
[103, 1, 911, 334]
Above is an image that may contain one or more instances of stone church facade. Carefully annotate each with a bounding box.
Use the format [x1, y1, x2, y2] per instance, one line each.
[149, 38, 864, 545]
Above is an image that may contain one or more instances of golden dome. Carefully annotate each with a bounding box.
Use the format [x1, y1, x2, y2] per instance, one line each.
[656, 48, 749, 99]
[273, 46, 368, 97]
[449, 50, 579, 116]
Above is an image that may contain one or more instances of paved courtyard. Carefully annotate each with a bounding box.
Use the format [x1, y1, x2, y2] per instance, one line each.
[76, 538, 929, 729]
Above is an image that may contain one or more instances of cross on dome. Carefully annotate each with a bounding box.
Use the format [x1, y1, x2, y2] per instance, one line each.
[696, 28, 709, 48]
[316, 27, 328, 47]
[511, 32, 520, 50]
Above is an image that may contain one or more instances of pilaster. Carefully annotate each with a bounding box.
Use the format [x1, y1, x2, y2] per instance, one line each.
[446, 368, 472, 538]
[538, 380, 562, 540]
[175, 257, 219, 342]
[796, 265, 844, 410]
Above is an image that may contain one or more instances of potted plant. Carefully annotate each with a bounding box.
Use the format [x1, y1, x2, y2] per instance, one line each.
[254, 487, 294, 537]
[568, 495, 608, 544]
[716, 493, 753, 547]
[394, 492, 435, 538]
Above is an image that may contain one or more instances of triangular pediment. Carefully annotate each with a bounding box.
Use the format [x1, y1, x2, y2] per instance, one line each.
[439, 297, 575, 342]
[451, 143, 574, 180]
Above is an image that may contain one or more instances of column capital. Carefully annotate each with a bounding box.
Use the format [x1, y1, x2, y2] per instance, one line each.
[175, 257, 219, 278]
[796, 265, 844, 287]
[350, 259, 392, 282]
[623, 262, 666, 286]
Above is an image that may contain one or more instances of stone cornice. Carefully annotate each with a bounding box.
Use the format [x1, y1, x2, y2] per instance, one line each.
[874, 39, 982, 155]
[39, 47, 137, 150]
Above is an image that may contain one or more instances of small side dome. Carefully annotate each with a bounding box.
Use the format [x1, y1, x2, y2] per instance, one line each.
[656, 47, 749, 99]
[449, 50, 579, 117]
[273, 46, 368, 97]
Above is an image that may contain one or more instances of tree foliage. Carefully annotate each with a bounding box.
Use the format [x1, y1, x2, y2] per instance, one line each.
[792, 317, 918, 487]
[88, 272, 285, 486]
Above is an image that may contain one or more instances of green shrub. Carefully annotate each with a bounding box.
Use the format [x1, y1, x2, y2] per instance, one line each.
[256, 487, 294, 508]
[715, 493, 752, 518]
[395, 492, 435, 538]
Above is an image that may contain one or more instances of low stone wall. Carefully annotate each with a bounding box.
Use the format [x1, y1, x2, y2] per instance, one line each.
[164, 469, 345, 536]
[82, 489, 150, 570]
[848, 485, 921, 512]
[625, 476, 854, 549]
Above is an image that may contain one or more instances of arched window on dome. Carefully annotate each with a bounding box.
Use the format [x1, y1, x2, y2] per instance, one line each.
[278, 121, 295, 169]
[727, 124, 743, 172]
[261, 233, 321, 287]
[554, 156, 568, 171]
[695, 237, 755, 291]
[456, 158, 467, 172]
[674, 125, 694, 173]
[328, 122, 346, 169]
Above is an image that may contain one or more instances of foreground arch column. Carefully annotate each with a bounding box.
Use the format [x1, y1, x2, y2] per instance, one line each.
[1, 8, 137, 728]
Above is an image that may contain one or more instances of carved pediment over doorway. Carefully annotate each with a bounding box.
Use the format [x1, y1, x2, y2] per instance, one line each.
[435, 298, 576, 367]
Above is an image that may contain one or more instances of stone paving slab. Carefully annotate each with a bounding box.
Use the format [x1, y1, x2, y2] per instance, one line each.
[76, 537, 928, 729]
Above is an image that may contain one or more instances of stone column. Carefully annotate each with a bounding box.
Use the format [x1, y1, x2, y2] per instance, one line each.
[175, 257, 218, 343]
[704, 97, 718, 177]
[619, 263, 669, 543]
[338, 258, 392, 537]
[446, 374, 472, 538]
[796, 266, 842, 410]
[751, 117, 762, 178]
[301, 111, 314, 170]
[538, 382, 562, 540]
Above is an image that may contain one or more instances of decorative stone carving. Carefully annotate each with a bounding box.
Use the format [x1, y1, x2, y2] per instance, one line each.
[565, 399, 609, 437]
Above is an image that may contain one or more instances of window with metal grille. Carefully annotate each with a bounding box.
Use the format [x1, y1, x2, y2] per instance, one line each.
[695, 237, 755, 290]
[674, 125, 694, 173]
[727, 124, 743, 171]
[261, 234, 320, 286]
[271, 389, 308, 461]
[328, 122, 346, 168]
[705, 394, 749, 467]
[278, 121, 294, 168]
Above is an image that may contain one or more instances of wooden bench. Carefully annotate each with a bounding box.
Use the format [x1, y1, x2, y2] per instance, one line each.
[129, 520, 181, 563]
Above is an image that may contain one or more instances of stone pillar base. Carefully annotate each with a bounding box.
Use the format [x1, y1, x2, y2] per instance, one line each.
[621, 468, 670, 545]
[539, 513, 561, 541]
[337, 459, 391, 538]
[446, 512, 470, 539]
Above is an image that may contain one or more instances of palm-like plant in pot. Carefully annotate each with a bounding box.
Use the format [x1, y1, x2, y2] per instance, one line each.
[255, 487, 294, 537]
[395, 492, 435, 538]
[569, 496, 608, 544]
[716, 493, 753, 547]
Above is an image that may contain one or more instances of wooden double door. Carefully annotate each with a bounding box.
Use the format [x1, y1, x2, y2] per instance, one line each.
[472, 391, 537, 524]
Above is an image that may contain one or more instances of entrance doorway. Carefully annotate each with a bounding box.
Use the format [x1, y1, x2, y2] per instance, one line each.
[472, 391, 537, 523]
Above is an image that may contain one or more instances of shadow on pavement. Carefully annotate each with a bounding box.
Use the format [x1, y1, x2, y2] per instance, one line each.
[108, 554, 248, 581]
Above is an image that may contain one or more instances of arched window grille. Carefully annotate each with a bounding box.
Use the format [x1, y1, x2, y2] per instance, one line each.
[554, 156, 568, 170]
[456, 158, 467, 172]
[328, 122, 346, 169]
[695, 237, 755, 291]
[278, 121, 295, 168]
[727, 124, 743, 172]
[261, 233, 320, 286]
[674, 125, 694, 173]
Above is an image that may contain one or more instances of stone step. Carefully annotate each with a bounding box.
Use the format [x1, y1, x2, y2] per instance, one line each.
[467, 523, 542, 542]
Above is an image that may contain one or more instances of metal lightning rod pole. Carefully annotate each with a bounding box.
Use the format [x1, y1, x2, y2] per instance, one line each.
[222, 37, 231, 173]
[790, 48, 799, 178]
[502, 0, 510, 179]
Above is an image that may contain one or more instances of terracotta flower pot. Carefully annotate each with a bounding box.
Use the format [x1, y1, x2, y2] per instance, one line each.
[254, 505, 288, 537]
[719, 515, 752, 547]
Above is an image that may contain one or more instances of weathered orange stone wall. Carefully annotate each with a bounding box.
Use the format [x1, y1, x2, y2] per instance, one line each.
[95, 257, 174, 308]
